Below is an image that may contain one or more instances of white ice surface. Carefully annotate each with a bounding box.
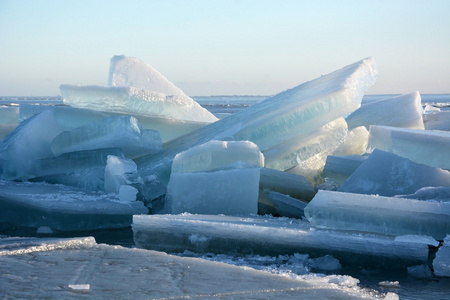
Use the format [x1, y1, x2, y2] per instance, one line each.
[367, 125, 450, 170]
[0, 180, 147, 231]
[423, 110, 450, 131]
[338, 149, 450, 196]
[346, 92, 424, 130]
[0, 236, 382, 299]
[133, 214, 428, 268]
[305, 190, 450, 240]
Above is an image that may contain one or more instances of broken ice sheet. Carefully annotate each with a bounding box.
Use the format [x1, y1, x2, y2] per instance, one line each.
[433, 235, 450, 277]
[0, 180, 147, 231]
[137, 57, 378, 202]
[338, 149, 450, 197]
[133, 214, 428, 269]
[304, 190, 450, 240]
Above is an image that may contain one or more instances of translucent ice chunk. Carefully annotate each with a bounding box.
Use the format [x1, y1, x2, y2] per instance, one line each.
[346, 92, 424, 130]
[0, 110, 62, 180]
[164, 141, 263, 215]
[137, 57, 378, 201]
[60, 85, 218, 123]
[433, 235, 450, 277]
[423, 110, 450, 131]
[104, 155, 143, 202]
[258, 190, 307, 218]
[133, 214, 428, 268]
[108, 55, 186, 96]
[367, 125, 450, 170]
[0, 180, 148, 231]
[304, 190, 450, 240]
[323, 155, 367, 187]
[395, 186, 450, 202]
[338, 149, 450, 196]
[51, 116, 162, 158]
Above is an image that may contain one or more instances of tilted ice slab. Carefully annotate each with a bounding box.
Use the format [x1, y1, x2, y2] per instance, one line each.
[433, 235, 450, 277]
[133, 214, 428, 268]
[423, 110, 450, 131]
[304, 190, 450, 240]
[164, 141, 263, 215]
[51, 115, 162, 158]
[0, 180, 147, 231]
[0, 110, 62, 180]
[0, 237, 382, 300]
[323, 155, 367, 187]
[338, 149, 450, 197]
[258, 190, 308, 219]
[346, 92, 424, 130]
[137, 57, 378, 201]
[368, 125, 450, 170]
[108, 55, 186, 95]
[20, 104, 205, 143]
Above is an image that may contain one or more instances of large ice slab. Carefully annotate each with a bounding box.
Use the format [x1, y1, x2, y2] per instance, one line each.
[367, 125, 450, 170]
[338, 149, 450, 196]
[0, 180, 147, 231]
[304, 190, 450, 240]
[133, 214, 428, 268]
[346, 92, 424, 130]
[51, 115, 162, 158]
[164, 141, 263, 215]
[137, 57, 378, 202]
[0, 237, 381, 300]
[433, 235, 450, 277]
[0, 110, 62, 180]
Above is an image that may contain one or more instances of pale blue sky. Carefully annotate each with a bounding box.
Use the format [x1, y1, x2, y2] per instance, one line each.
[0, 0, 449, 96]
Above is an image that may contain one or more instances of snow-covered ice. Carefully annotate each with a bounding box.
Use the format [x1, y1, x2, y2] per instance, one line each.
[164, 141, 263, 215]
[338, 149, 450, 196]
[367, 125, 450, 170]
[0, 236, 383, 299]
[305, 190, 450, 240]
[346, 92, 424, 130]
[51, 115, 162, 158]
[0, 180, 147, 231]
[133, 214, 429, 268]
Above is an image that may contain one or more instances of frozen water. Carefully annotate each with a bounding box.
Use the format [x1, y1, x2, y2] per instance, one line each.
[423, 110, 450, 131]
[171, 140, 264, 173]
[394, 235, 439, 247]
[0, 110, 62, 180]
[346, 92, 424, 130]
[395, 186, 450, 201]
[0, 236, 381, 299]
[133, 214, 428, 268]
[0, 180, 147, 231]
[338, 149, 450, 196]
[258, 190, 307, 218]
[323, 155, 367, 187]
[304, 190, 450, 240]
[51, 115, 162, 158]
[164, 141, 262, 215]
[259, 167, 315, 201]
[108, 55, 186, 96]
[332, 126, 369, 156]
[20, 103, 206, 143]
[0, 105, 19, 139]
[137, 57, 378, 202]
[433, 235, 450, 277]
[104, 155, 142, 202]
[367, 125, 450, 170]
[263, 117, 348, 171]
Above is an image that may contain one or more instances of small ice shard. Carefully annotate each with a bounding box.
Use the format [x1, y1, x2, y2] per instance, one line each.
[367, 125, 450, 170]
[0, 110, 62, 180]
[104, 155, 142, 202]
[304, 190, 450, 240]
[133, 214, 429, 268]
[263, 117, 348, 172]
[68, 284, 90, 291]
[395, 186, 450, 202]
[323, 155, 367, 187]
[423, 110, 450, 131]
[164, 141, 263, 215]
[108, 55, 186, 96]
[338, 149, 450, 196]
[433, 235, 450, 277]
[259, 167, 315, 201]
[258, 190, 307, 218]
[51, 116, 162, 158]
[137, 57, 378, 202]
[20, 104, 205, 143]
[0, 180, 148, 231]
[407, 264, 433, 280]
[309, 255, 341, 271]
[346, 92, 424, 130]
[61, 55, 218, 123]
